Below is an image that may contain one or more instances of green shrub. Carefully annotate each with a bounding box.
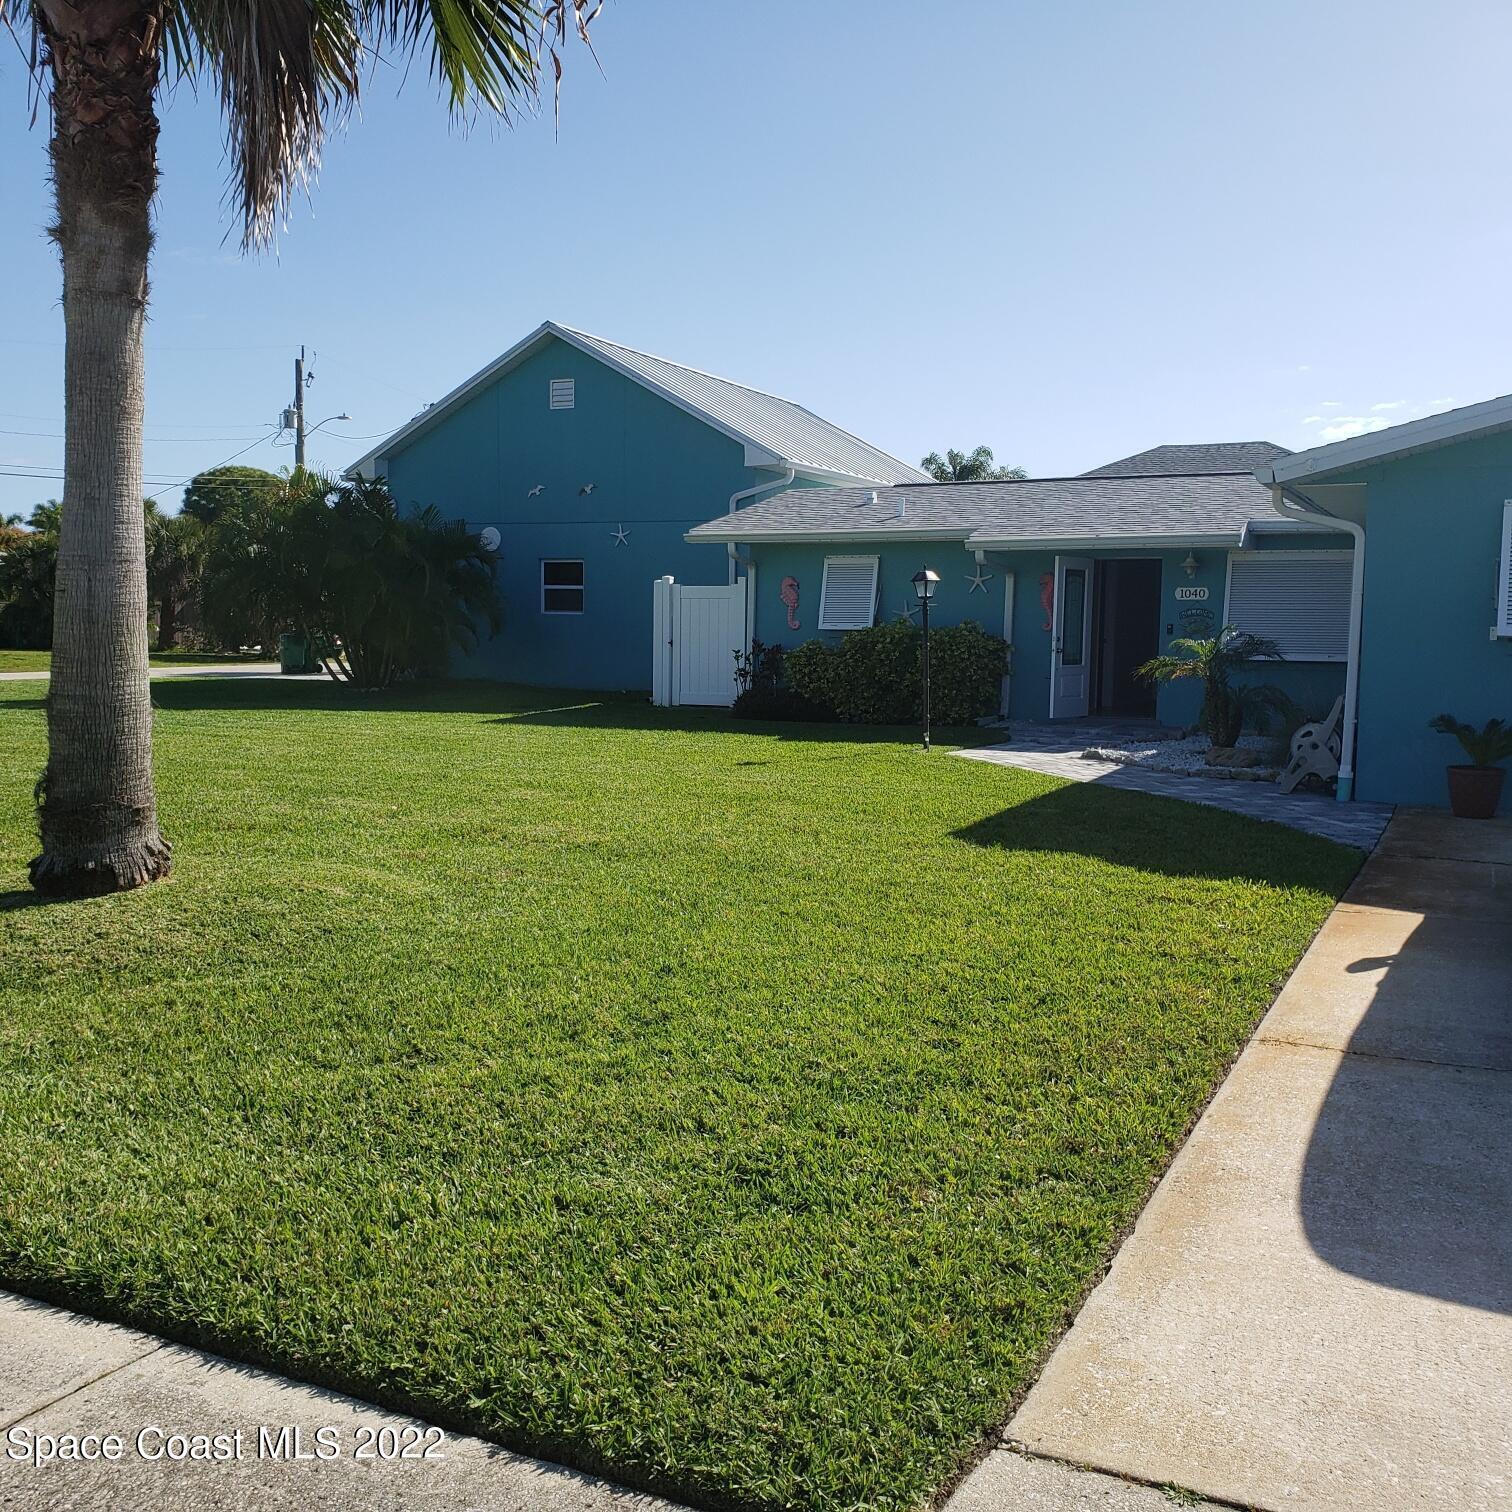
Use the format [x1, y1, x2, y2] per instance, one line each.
[731, 640, 834, 721]
[786, 619, 1008, 725]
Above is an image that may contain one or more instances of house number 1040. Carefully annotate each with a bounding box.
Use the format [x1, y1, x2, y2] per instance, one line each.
[1174, 586, 1209, 601]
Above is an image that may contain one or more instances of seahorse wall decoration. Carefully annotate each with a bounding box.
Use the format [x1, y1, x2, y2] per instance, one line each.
[780, 576, 800, 631]
[1039, 572, 1054, 631]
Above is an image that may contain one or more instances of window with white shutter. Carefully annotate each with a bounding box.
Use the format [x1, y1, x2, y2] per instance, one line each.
[1224, 551, 1352, 661]
[817, 556, 880, 631]
[1498, 501, 1512, 637]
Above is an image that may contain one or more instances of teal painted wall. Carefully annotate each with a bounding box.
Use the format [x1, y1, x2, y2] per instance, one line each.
[1343, 432, 1512, 811]
[382, 335, 785, 689]
[747, 537, 1346, 728]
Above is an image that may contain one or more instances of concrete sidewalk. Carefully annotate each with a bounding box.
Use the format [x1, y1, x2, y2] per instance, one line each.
[0, 1291, 683, 1511]
[0, 662, 283, 683]
[951, 807, 1512, 1511]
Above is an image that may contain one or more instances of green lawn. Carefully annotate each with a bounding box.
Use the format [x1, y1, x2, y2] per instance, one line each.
[0, 680, 1358, 1511]
[0, 648, 270, 672]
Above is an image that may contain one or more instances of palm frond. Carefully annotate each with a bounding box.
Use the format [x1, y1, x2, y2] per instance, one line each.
[162, 0, 599, 247]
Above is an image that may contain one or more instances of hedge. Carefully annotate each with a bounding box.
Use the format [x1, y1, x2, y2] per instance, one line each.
[785, 619, 1009, 725]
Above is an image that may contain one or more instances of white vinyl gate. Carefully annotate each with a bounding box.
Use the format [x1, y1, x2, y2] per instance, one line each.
[651, 576, 748, 707]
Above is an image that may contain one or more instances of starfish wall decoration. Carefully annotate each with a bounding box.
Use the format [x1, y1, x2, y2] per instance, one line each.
[894, 599, 921, 623]
[966, 564, 994, 594]
[610, 525, 630, 546]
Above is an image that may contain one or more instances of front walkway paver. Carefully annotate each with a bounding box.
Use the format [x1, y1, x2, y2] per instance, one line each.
[953, 808, 1512, 1512]
[0, 1290, 683, 1511]
[956, 733, 1394, 849]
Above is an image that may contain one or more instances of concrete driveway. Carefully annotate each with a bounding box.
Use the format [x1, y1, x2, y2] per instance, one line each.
[952, 807, 1512, 1510]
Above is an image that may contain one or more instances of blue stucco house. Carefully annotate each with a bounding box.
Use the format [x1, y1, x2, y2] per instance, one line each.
[352, 324, 1511, 814]
[347, 320, 925, 689]
[690, 441, 1353, 733]
[692, 409, 1512, 813]
[1254, 401, 1512, 811]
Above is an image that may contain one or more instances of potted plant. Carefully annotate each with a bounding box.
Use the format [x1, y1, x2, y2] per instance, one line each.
[1137, 626, 1294, 749]
[1428, 714, 1512, 818]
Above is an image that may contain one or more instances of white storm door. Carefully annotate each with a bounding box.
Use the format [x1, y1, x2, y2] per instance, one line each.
[1049, 556, 1093, 718]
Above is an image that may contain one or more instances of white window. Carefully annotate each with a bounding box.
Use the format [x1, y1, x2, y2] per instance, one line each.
[549, 378, 575, 410]
[1497, 500, 1512, 637]
[1224, 550, 1351, 661]
[541, 559, 584, 614]
[817, 555, 880, 631]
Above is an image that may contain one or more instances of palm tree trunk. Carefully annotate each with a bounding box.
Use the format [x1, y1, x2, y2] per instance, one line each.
[30, 2, 171, 896]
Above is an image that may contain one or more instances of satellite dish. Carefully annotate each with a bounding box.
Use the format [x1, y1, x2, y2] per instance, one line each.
[479, 527, 501, 552]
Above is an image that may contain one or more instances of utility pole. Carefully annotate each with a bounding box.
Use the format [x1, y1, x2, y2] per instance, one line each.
[293, 345, 307, 469]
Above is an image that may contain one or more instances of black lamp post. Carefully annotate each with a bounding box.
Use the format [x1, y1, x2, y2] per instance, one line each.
[912, 568, 940, 749]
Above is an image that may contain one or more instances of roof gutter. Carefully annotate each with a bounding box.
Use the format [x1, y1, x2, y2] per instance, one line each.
[1265, 478, 1365, 803]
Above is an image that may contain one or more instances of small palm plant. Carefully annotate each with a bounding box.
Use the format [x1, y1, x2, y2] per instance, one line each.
[1429, 715, 1512, 767]
[1137, 626, 1294, 748]
[1429, 714, 1512, 818]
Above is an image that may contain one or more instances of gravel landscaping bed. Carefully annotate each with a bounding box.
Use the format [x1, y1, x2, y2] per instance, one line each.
[1083, 732, 1282, 780]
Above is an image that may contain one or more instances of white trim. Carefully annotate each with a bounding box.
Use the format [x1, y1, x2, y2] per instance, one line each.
[540, 558, 585, 615]
[1498, 500, 1512, 638]
[816, 555, 880, 631]
[966, 530, 1247, 552]
[1256, 391, 1512, 485]
[686, 528, 975, 546]
[1222, 548, 1352, 662]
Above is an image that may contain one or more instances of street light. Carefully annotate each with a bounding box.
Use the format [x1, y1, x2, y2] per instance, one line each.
[912, 568, 940, 750]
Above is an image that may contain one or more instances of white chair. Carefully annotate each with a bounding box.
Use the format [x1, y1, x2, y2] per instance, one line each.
[1278, 695, 1344, 794]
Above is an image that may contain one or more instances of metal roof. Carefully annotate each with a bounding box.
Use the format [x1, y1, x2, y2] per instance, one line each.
[346, 321, 928, 486]
[1081, 442, 1292, 477]
[688, 472, 1285, 550]
[1256, 393, 1512, 485]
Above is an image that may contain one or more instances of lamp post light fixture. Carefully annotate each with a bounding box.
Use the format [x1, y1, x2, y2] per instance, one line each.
[912, 568, 941, 750]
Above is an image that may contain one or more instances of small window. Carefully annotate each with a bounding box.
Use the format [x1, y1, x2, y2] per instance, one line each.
[1224, 551, 1351, 660]
[541, 559, 584, 614]
[1498, 500, 1512, 637]
[817, 555, 880, 631]
[549, 378, 575, 410]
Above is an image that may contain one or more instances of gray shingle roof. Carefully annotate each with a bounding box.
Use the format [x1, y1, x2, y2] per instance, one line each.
[347, 321, 927, 486]
[1080, 442, 1292, 477]
[688, 472, 1281, 548]
[558, 327, 929, 485]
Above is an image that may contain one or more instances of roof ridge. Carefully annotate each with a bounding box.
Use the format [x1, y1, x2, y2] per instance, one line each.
[808, 470, 1264, 491]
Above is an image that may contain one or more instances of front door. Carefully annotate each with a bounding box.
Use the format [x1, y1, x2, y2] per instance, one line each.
[1049, 555, 1093, 718]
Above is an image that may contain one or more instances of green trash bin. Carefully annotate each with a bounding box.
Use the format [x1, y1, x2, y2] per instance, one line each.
[278, 633, 310, 675]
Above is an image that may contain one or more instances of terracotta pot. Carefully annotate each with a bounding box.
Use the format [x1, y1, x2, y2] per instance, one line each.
[1445, 764, 1506, 820]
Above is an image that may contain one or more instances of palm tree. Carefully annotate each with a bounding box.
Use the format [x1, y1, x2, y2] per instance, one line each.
[920, 446, 1027, 483]
[144, 507, 205, 651]
[5, 2, 600, 896]
[1137, 626, 1294, 748]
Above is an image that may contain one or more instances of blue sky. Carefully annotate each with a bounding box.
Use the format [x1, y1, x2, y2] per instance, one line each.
[3, 0, 1511, 519]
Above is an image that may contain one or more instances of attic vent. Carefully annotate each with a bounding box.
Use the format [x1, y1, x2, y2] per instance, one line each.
[549, 378, 575, 410]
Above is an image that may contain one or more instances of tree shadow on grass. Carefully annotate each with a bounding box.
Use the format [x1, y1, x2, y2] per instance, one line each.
[140, 675, 1003, 749]
[0, 889, 72, 913]
[952, 780, 1365, 888]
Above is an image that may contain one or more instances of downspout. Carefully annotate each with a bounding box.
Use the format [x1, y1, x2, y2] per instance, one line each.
[726, 467, 794, 584]
[728, 542, 756, 648]
[1268, 481, 1365, 803]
